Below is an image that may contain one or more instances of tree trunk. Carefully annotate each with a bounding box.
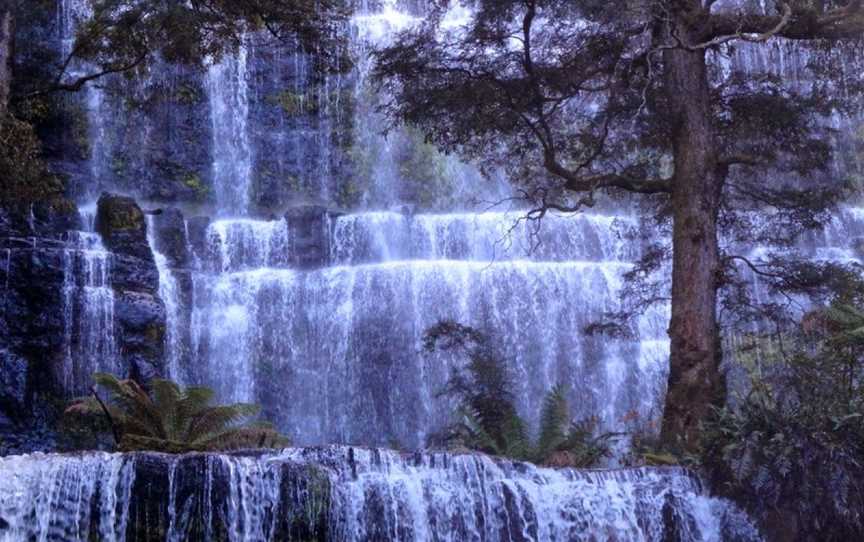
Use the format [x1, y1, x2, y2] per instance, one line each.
[659, 34, 726, 449]
[0, 6, 12, 116]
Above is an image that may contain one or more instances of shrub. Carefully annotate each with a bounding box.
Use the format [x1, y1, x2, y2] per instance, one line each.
[702, 302, 864, 540]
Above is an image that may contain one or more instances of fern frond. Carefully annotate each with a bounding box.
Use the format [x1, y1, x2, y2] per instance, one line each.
[536, 384, 570, 462]
[186, 403, 260, 443]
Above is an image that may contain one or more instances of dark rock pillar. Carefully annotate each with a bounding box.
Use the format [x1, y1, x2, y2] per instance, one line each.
[96, 193, 165, 384]
[284, 205, 336, 269]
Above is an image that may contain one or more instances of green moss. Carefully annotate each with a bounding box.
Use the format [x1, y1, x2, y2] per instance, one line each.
[397, 126, 454, 209]
[335, 178, 364, 209]
[102, 203, 145, 232]
[177, 170, 211, 201]
[68, 105, 91, 159]
[145, 323, 166, 344]
[0, 114, 72, 211]
[267, 90, 317, 116]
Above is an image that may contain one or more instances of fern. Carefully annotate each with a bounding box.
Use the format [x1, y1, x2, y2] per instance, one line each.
[65, 373, 289, 453]
[536, 384, 569, 461]
[424, 321, 613, 467]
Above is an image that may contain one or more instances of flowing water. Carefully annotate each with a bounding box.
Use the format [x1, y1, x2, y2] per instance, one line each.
[0, 447, 762, 542]
[186, 212, 669, 447]
[21, 0, 864, 538]
[206, 43, 254, 216]
[60, 217, 119, 397]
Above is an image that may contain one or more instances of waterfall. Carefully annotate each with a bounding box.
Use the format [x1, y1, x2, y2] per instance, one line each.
[61, 227, 118, 396]
[57, 0, 110, 200]
[181, 211, 668, 447]
[147, 216, 184, 383]
[127, 1, 663, 448]
[0, 447, 762, 542]
[206, 42, 254, 216]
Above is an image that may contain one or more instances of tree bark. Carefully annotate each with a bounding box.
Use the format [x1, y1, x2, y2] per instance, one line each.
[659, 26, 726, 449]
[0, 6, 13, 116]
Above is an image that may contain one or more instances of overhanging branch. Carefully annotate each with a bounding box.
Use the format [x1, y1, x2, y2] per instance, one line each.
[704, 0, 864, 42]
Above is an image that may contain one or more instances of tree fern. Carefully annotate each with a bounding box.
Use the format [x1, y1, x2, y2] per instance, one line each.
[65, 373, 289, 453]
[424, 321, 612, 467]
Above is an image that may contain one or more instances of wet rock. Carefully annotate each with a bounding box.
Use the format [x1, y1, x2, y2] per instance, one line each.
[96, 193, 152, 261]
[284, 205, 333, 269]
[185, 215, 211, 263]
[92, 194, 166, 385]
[110, 253, 160, 293]
[150, 207, 189, 268]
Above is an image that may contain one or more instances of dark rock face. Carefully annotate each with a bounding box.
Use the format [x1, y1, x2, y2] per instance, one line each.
[284, 205, 335, 269]
[96, 193, 165, 385]
[96, 193, 153, 261]
[0, 204, 76, 454]
[0, 193, 168, 454]
[149, 207, 190, 268]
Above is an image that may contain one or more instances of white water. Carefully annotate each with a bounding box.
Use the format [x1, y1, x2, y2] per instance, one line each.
[61, 228, 118, 396]
[147, 216, 184, 383]
[184, 210, 669, 447]
[207, 43, 254, 216]
[0, 447, 762, 542]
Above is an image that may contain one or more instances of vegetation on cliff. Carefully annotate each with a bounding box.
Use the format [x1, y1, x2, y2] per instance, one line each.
[65, 373, 289, 453]
[702, 300, 864, 540]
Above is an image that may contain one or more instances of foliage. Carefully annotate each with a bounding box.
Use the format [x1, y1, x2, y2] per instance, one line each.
[702, 302, 864, 540]
[0, 113, 70, 211]
[9, 0, 350, 103]
[423, 321, 615, 467]
[376, 0, 864, 449]
[64, 373, 289, 453]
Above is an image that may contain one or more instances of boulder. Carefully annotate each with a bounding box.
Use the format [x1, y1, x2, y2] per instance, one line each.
[96, 193, 152, 261]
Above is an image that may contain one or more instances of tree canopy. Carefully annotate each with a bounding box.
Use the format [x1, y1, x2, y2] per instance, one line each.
[376, 0, 864, 448]
[12, 0, 350, 100]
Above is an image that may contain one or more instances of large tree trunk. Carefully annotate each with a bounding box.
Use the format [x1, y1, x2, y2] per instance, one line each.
[0, 6, 12, 116]
[659, 33, 726, 449]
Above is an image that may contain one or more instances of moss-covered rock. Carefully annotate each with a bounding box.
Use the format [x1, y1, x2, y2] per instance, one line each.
[95, 193, 150, 260]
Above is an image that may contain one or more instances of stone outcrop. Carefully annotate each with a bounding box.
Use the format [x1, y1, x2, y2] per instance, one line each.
[96, 193, 165, 384]
[0, 200, 81, 454]
[149, 207, 190, 268]
[285, 205, 336, 269]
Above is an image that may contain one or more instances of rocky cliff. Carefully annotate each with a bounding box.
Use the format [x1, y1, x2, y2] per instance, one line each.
[0, 194, 165, 455]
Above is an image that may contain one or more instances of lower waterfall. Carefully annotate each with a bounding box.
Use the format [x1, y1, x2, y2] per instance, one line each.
[0, 447, 761, 542]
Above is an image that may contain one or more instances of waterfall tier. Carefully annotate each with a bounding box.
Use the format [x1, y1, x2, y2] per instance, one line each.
[0, 447, 761, 542]
[157, 208, 669, 447]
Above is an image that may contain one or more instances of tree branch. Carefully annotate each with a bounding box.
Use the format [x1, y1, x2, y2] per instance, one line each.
[704, 0, 864, 42]
[19, 51, 149, 100]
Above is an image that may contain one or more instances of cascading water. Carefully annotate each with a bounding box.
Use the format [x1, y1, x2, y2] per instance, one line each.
[147, 216, 184, 383]
[57, 0, 110, 200]
[0, 447, 762, 542]
[187, 211, 669, 447]
[23, 0, 864, 538]
[60, 217, 119, 396]
[206, 43, 254, 216]
[168, 1, 670, 448]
